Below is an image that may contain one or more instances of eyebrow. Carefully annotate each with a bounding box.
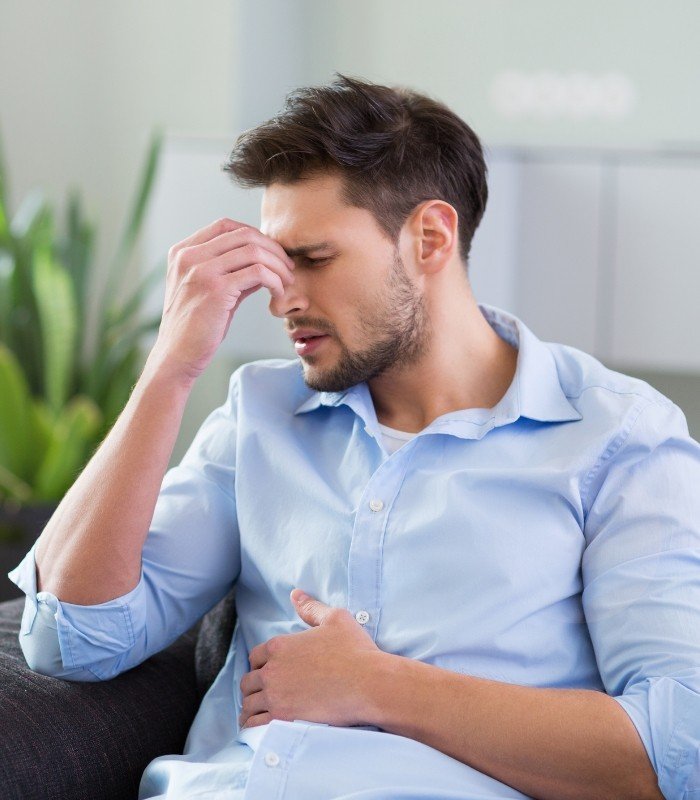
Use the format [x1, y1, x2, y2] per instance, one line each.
[283, 241, 337, 257]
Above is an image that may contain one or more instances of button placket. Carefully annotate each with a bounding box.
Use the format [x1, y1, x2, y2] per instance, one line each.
[348, 449, 413, 642]
[243, 720, 308, 795]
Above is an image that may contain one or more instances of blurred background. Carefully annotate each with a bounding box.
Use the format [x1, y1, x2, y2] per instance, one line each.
[1, 0, 699, 570]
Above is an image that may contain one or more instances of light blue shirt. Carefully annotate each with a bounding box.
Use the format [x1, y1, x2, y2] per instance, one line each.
[8, 302, 700, 800]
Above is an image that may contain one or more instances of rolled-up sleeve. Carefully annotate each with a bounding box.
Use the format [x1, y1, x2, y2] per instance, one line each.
[581, 398, 700, 799]
[7, 368, 243, 682]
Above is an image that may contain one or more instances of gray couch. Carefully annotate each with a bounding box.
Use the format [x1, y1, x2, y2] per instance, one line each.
[0, 587, 238, 800]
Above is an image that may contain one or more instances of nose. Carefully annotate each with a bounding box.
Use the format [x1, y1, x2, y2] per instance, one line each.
[268, 268, 310, 318]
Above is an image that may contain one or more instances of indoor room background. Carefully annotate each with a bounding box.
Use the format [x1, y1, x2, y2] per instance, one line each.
[1, 0, 699, 473]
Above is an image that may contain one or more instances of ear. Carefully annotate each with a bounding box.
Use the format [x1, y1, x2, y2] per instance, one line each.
[410, 199, 459, 275]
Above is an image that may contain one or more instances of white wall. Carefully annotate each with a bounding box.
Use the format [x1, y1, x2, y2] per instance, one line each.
[3, 0, 699, 464]
[304, 0, 700, 150]
[0, 1, 252, 466]
[0, 0, 238, 345]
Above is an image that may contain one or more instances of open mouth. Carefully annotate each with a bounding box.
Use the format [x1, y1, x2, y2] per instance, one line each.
[294, 334, 330, 356]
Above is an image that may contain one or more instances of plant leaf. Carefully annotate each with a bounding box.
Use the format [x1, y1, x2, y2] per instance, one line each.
[0, 124, 9, 244]
[6, 206, 48, 393]
[104, 256, 165, 334]
[0, 463, 33, 505]
[95, 128, 163, 337]
[99, 347, 142, 434]
[32, 395, 102, 501]
[0, 249, 14, 343]
[59, 188, 95, 352]
[31, 236, 79, 412]
[87, 314, 160, 403]
[10, 187, 47, 240]
[0, 342, 33, 481]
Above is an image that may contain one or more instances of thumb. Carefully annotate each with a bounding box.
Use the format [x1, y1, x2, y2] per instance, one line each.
[291, 589, 329, 626]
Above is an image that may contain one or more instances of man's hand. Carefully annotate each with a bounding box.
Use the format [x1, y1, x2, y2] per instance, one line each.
[238, 590, 385, 729]
[148, 217, 296, 385]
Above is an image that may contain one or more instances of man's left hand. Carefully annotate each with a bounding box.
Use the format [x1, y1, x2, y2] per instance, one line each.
[238, 589, 384, 729]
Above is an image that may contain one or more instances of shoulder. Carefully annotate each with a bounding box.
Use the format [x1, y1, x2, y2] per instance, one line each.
[540, 344, 698, 524]
[547, 340, 677, 422]
[229, 357, 313, 415]
[546, 342, 695, 503]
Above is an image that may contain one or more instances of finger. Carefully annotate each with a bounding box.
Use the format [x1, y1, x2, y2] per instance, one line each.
[248, 642, 269, 671]
[220, 263, 286, 300]
[200, 227, 295, 273]
[169, 217, 249, 259]
[239, 669, 264, 697]
[241, 711, 273, 729]
[174, 228, 295, 289]
[176, 242, 294, 300]
[211, 239, 295, 289]
[239, 689, 268, 726]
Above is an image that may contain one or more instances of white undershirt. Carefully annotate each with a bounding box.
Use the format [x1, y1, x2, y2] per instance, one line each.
[377, 422, 418, 455]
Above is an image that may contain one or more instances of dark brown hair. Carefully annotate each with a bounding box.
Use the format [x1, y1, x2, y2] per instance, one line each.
[222, 73, 488, 270]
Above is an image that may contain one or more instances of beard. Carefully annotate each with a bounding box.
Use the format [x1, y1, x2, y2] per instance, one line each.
[300, 247, 432, 393]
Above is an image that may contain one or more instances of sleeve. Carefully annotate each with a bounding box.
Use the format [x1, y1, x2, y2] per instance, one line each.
[7, 367, 244, 682]
[581, 398, 700, 800]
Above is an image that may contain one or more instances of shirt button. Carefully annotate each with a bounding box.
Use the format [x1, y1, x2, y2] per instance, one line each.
[264, 751, 280, 767]
[355, 610, 370, 625]
[369, 498, 384, 512]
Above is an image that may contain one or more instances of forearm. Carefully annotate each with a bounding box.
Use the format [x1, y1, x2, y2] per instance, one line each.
[34, 351, 194, 605]
[367, 654, 663, 800]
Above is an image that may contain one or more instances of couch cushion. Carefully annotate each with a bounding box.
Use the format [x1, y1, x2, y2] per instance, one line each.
[0, 597, 202, 800]
[194, 585, 238, 699]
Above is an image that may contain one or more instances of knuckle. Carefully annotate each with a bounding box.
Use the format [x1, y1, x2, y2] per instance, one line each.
[264, 686, 279, 712]
[184, 266, 211, 290]
[249, 262, 265, 279]
[174, 246, 193, 271]
[244, 242, 262, 261]
[182, 264, 199, 284]
[259, 662, 272, 685]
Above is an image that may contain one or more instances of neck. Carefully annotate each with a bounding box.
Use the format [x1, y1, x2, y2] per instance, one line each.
[367, 285, 518, 433]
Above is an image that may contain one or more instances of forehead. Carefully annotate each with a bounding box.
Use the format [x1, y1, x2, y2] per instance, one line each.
[259, 172, 381, 252]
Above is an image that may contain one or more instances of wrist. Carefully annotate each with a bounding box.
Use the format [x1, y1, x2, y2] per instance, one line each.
[141, 347, 198, 393]
[363, 651, 410, 730]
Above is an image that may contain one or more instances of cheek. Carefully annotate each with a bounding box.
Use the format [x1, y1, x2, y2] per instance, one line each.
[321, 280, 361, 326]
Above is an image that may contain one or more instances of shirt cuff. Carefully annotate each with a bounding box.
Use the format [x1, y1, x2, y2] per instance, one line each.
[7, 541, 147, 672]
[613, 676, 700, 799]
[18, 593, 65, 675]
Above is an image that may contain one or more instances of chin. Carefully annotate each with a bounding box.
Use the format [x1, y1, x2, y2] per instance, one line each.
[301, 362, 327, 383]
[301, 364, 340, 393]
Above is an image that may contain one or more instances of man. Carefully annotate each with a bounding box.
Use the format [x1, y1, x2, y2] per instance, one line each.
[8, 74, 699, 800]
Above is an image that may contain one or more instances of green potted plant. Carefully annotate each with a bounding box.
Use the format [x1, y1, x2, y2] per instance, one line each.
[0, 127, 166, 600]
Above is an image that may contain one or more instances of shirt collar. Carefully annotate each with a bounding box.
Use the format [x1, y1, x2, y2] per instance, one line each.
[293, 303, 582, 429]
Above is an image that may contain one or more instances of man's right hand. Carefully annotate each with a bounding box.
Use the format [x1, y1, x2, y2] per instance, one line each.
[147, 217, 296, 385]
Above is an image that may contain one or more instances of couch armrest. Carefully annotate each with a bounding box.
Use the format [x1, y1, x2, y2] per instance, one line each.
[0, 597, 202, 800]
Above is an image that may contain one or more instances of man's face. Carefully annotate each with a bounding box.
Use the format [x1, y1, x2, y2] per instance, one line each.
[261, 171, 431, 393]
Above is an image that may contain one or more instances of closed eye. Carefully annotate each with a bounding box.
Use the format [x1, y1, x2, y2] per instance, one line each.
[305, 256, 332, 266]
